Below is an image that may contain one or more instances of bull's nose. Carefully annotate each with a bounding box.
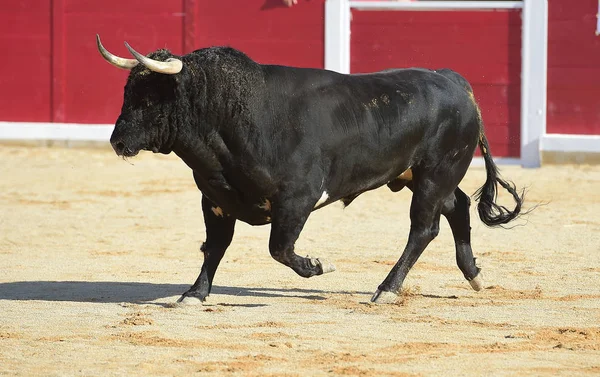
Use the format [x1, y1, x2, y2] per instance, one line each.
[111, 140, 126, 155]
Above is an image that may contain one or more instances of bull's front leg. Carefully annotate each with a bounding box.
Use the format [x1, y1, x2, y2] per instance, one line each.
[268, 193, 336, 277]
[177, 195, 235, 304]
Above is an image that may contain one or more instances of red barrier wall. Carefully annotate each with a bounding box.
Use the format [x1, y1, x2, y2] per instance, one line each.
[0, 0, 324, 125]
[350, 10, 522, 158]
[2, 0, 598, 156]
[1, 2, 52, 122]
[61, 0, 186, 124]
[547, 0, 600, 135]
[189, 0, 325, 68]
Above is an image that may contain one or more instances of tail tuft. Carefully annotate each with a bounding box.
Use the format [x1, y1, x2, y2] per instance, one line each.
[474, 133, 526, 227]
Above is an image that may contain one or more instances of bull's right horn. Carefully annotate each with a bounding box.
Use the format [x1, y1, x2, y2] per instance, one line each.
[124, 42, 183, 75]
[96, 34, 138, 70]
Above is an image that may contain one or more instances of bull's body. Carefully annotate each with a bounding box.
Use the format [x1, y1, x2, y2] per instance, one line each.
[98, 38, 526, 304]
[185, 63, 477, 227]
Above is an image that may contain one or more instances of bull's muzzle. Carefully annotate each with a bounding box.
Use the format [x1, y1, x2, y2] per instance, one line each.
[110, 138, 138, 157]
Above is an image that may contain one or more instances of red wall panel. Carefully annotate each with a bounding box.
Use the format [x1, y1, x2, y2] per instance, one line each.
[30, 0, 323, 125]
[0, 1, 325, 126]
[0, 2, 52, 122]
[350, 10, 522, 158]
[547, 0, 600, 135]
[61, 0, 185, 124]
[190, 0, 325, 68]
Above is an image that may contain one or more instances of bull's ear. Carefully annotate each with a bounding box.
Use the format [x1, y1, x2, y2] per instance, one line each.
[125, 42, 183, 75]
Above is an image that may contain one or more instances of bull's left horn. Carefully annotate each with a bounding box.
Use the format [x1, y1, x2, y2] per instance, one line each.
[124, 42, 182, 75]
[96, 35, 139, 70]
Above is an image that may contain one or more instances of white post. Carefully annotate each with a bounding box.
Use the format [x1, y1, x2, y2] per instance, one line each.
[521, 0, 548, 168]
[325, 0, 351, 74]
[349, 1, 522, 10]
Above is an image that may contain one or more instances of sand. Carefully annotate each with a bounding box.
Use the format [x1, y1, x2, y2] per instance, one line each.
[1, 145, 599, 376]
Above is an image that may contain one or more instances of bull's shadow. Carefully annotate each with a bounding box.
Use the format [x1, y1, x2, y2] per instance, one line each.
[0, 281, 365, 304]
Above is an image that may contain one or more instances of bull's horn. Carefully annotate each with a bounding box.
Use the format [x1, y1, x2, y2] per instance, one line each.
[124, 42, 182, 75]
[96, 34, 138, 70]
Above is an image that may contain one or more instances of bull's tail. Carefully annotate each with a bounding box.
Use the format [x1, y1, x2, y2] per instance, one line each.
[474, 132, 525, 227]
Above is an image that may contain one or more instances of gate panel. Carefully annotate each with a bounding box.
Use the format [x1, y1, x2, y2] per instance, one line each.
[351, 10, 522, 157]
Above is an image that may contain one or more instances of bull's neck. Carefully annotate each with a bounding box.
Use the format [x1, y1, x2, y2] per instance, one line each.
[173, 50, 264, 173]
[173, 137, 222, 175]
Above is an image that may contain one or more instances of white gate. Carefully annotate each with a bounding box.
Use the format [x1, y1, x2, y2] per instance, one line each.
[324, 0, 548, 168]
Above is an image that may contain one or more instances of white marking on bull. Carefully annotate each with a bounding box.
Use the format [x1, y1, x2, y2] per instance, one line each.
[258, 199, 271, 212]
[314, 191, 329, 208]
[211, 206, 224, 217]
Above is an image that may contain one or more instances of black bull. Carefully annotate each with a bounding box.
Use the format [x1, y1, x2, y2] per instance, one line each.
[97, 36, 527, 304]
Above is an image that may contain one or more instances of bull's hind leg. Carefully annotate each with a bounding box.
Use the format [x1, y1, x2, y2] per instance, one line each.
[268, 194, 336, 278]
[372, 146, 476, 303]
[371, 175, 445, 303]
[442, 188, 483, 291]
[177, 196, 236, 304]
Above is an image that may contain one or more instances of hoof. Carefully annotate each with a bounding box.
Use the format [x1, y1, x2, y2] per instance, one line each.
[310, 258, 336, 274]
[176, 294, 206, 306]
[468, 272, 484, 291]
[370, 289, 399, 304]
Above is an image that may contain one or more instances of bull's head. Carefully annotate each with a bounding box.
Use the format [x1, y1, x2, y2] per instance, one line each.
[96, 35, 184, 157]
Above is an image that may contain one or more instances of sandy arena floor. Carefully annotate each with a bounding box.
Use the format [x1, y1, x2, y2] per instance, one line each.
[0, 145, 599, 376]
